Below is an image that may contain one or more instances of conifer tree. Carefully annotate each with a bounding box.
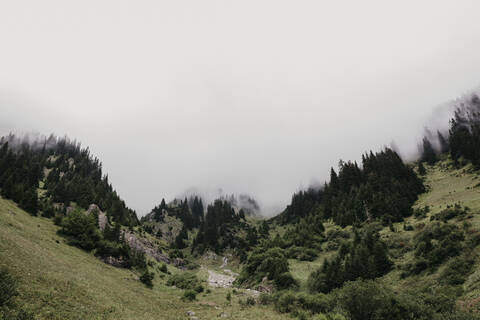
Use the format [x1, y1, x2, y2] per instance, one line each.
[418, 161, 426, 176]
[437, 131, 449, 154]
[421, 136, 437, 165]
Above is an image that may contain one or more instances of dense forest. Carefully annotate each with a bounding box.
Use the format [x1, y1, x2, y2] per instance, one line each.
[277, 148, 425, 226]
[0, 134, 138, 225]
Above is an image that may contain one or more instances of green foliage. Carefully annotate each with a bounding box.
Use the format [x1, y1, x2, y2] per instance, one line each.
[439, 254, 476, 286]
[421, 136, 438, 165]
[449, 94, 480, 167]
[275, 291, 297, 313]
[237, 247, 295, 289]
[418, 161, 427, 176]
[431, 204, 470, 222]
[335, 279, 413, 320]
[0, 134, 138, 226]
[282, 214, 325, 252]
[159, 264, 168, 273]
[408, 222, 464, 274]
[192, 199, 248, 254]
[273, 291, 333, 316]
[182, 290, 197, 302]
[414, 206, 430, 219]
[308, 228, 391, 293]
[278, 148, 424, 226]
[139, 271, 154, 288]
[166, 273, 203, 292]
[246, 296, 256, 306]
[174, 225, 188, 249]
[60, 208, 100, 251]
[126, 249, 147, 270]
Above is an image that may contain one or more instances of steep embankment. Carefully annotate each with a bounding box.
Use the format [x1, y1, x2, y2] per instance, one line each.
[0, 197, 288, 320]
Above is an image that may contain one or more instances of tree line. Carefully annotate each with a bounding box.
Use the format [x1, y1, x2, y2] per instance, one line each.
[0, 134, 138, 226]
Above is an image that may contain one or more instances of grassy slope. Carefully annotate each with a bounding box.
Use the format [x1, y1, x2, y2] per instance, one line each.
[0, 198, 289, 320]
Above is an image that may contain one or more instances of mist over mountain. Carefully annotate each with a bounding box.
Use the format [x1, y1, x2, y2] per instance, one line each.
[3, 1, 480, 217]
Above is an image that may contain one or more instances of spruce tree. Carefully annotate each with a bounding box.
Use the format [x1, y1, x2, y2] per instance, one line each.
[437, 131, 449, 154]
[421, 136, 437, 165]
[418, 161, 426, 176]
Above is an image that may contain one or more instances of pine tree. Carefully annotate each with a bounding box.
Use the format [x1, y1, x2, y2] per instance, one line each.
[418, 161, 426, 176]
[421, 136, 437, 165]
[20, 187, 38, 216]
[437, 131, 449, 154]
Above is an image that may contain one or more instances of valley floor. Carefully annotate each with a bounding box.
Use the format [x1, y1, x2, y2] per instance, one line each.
[0, 198, 288, 320]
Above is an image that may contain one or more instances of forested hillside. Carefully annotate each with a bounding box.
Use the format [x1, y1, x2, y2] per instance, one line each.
[3, 95, 480, 320]
[0, 134, 138, 225]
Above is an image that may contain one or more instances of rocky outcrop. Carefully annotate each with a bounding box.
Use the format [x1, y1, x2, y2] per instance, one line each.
[207, 270, 235, 288]
[100, 256, 128, 268]
[122, 230, 171, 265]
[86, 204, 109, 231]
[256, 277, 274, 293]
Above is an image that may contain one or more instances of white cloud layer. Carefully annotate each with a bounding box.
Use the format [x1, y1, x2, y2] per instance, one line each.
[1, 0, 480, 215]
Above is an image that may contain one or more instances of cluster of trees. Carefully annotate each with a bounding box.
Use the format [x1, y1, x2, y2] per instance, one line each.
[0, 134, 138, 226]
[149, 196, 204, 229]
[406, 222, 465, 275]
[419, 93, 480, 168]
[279, 148, 424, 226]
[0, 141, 42, 215]
[60, 208, 147, 270]
[449, 94, 480, 166]
[192, 199, 250, 253]
[236, 247, 297, 290]
[308, 229, 391, 293]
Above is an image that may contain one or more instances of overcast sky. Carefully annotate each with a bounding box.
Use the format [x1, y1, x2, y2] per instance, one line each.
[1, 0, 480, 216]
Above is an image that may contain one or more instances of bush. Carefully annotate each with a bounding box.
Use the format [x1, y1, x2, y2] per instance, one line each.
[182, 290, 197, 301]
[335, 279, 434, 320]
[275, 272, 298, 290]
[246, 296, 256, 306]
[159, 264, 168, 273]
[60, 209, 100, 251]
[335, 280, 388, 320]
[140, 271, 154, 288]
[237, 247, 293, 289]
[166, 272, 202, 291]
[259, 293, 273, 305]
[95, 240, 127, 258]
[309, 229, 391, 293]
[126, 249, 147, 270]
[432, 205, 469, 222]
[296, 293, 332, 314]
[275, 291, 297, 313]
[412, 222, 465, 272]
[439, 254, 475, 285]
[414, 206, 430, 219]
